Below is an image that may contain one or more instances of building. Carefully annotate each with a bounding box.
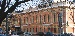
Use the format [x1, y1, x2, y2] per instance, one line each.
[2, 0, 75, 34]
[11, 8, 59, 34]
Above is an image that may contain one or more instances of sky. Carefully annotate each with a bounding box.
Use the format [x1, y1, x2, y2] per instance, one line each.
[3, 0, 42, 12]
[15, 0, 73, 11]
[12, 0, 42, 11]
[0, 0, 74, 12]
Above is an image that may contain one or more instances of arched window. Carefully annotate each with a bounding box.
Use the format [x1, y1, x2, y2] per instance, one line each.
[36, 15, 38, 23]
[48, 14, 50, 22]
[44, 28, 45, 32]
[33, 28, 34, 32]
[54, 28, 56, 33]
[31, 16, 34, 23]
[40, 28, 41, 32]
[54, 13, 55, 22]
[27, 28, 28, 32]
[40, 15, 42, 23]
[26, 17, 28, 24]
[36, 28, 37, 32]
[30, 28, 31, 32]
[24, 17, 25, 23]
[44, 15, 46, 22]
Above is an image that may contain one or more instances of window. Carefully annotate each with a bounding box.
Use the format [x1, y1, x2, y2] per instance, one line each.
[26, 17, 28, 24]
[33, 28, 34, 32]
[19, 18, 22, 25]
[40, 15, 42, 23]
[44, 15, 46, 22]
[30, 28, 31, 32]
[27, 28, 28, 32]
[58, 28, 60, 33]
[48, 14, 50, 22]
[24, 17, 25, 23]
[22, 18, 24, 24]
[51, 27, 53, 32]
[36, 28, 37, 32]
[54, 28, 56, 33]
[31, 16, 34, 23]
[36, 15, 38, 23]
[54, 13, 55, 22]
[40, 28, 41, 32]
[15, 19, 18, 24]
[44, 28, 45, 32]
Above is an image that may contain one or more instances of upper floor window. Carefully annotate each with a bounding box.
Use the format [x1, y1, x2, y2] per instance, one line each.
[14, 18, 18, 24]
[40, 15, 42, 23]
[44, 15, 46, 23]
[31, 16, 34, 23]
[44, 28, 45, 32]
[26, 17, 28, 24]
[19, 18, 22, 24]
[48, 14, 50, 22]
[21, 18, 24, 24]
[54, 13, 55, 22]
[24, 17, 25, 23]
[36, 15, 38, 23]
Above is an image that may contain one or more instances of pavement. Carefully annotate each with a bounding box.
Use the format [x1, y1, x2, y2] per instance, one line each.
[13, 34, 42, 36]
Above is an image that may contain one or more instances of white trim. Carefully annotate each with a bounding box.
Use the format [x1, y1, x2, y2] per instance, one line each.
[42, 24, 50, 26]
[74, 9, 75, 22]
[69, 24, 75, 27]
[15, 26, 20, 27]
[22, 25, 28, 26]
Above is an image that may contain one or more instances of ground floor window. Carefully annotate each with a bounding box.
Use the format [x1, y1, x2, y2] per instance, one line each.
[54, 28, 57, 33]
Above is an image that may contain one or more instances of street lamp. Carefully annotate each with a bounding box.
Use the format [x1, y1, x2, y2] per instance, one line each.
[6, 13, 12, 36]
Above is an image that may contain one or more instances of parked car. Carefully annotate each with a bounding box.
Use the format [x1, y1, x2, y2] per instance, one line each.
[23, 32, 32, 36]
[0, 34, 6, 36]
[36, 32, 44, 36]
[11, 31, 23, 35]
[45, 32, 53, 36]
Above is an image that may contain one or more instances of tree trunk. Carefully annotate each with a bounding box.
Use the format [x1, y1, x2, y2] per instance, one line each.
[0, 12, 7, 26]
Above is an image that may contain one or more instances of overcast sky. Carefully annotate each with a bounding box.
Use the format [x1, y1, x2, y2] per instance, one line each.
[14, 0, 42, 11]
[0, 0, 74, 12]
[7, 0, 74, 11]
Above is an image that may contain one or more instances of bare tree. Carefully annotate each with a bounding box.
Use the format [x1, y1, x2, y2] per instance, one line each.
[0, 0, 30, 25]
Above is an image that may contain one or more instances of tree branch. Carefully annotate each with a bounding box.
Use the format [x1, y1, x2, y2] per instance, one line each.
[16, 0, 19, 2]
[0, 0, 30, 24]
[1, 0, 6, 12]
[6, 0, 30, 13]
[5, 0, 11, 8]
[19, 0, 30, 3]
